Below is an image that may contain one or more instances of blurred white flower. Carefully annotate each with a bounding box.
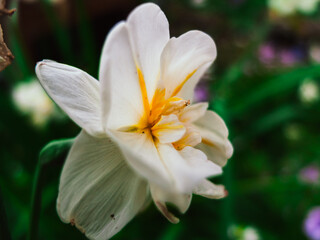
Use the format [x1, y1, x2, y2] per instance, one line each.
[36, 3, 233, 239]
[12, 79, 59, 126]
[191, 0, 207, 7]
[298, 0, 320, 13]
[299, 79, 319, 104]
[228, 225, 260, 240]
[243, 227, 260, 240]
[310, 45, 320, 63]
[268, 0, 320, 16]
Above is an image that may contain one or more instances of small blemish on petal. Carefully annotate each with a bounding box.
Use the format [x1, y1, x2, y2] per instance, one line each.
[70, 218, 75, 226]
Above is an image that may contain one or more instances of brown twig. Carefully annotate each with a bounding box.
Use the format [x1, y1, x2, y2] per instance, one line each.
[0, 8, 16, 16]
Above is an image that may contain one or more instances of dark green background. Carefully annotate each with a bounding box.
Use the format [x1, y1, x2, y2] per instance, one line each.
[1, 0, 320, 239]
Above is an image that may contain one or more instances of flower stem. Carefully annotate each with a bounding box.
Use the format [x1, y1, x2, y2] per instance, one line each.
[28, 138, 74, 240]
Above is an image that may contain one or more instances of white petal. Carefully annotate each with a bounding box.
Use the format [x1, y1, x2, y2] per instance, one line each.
[150, 184, 191, 213]
[179, 146, 223, 177]
[99, 22, 145, 130]
[127, 3, 170, 101]
[151, 114, 186, 144]
[178, 62, 212, 102]
[160, 31, 216, 99]
[153, 202, 179, 224]
[193, 179, 227, 199]
[109, 130, 175, 191]
[36, 60, 103, 137]
[179, 102, 208, 123]
[193, 110, 233, 167]
[173, 128, 202, 151]
[150, 183, 191, 223]
[57, 131, 149, 240]
[109, 130, 221, 194]
[157, 144, 222, 193]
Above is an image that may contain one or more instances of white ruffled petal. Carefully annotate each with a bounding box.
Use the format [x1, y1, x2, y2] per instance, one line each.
[160, 31, 216, 99]
[150, 183, 191, 223]
[157, 144, 222, 193]
[109, 130, 175, 191]
[178, 62, 212, 102]
[57, 131, 149, 240]
[151, 114, 186, 144]
[193, 179, 227, 199]
[36, 60, 103, 137]
[193, 110, 233, 167]
[179, 102, 208, 123]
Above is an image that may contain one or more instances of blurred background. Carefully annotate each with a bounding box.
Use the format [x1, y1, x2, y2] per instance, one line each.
[1, 0, 320, 239]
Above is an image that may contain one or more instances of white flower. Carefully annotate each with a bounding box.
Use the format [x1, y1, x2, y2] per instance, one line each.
[243, 227, 260, 240]
[35, 3, 233, 240]
[299, 79, 319, 104]
[12, 79, 58, 126]
[268, 0, 320, 16]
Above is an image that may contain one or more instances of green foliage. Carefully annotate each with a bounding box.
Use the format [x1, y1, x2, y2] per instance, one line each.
[28, 138, 74, 240]
[1, 0, 320, 239]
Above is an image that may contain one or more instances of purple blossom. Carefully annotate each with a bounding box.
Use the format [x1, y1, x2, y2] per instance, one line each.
[258, 43, 275, 64]
[299, 165, 320, 184]
[280, 50, 297, 66]
[194, 84, 210, 102]
[304, 207, 320, 240]
[258, 43, 306, 67]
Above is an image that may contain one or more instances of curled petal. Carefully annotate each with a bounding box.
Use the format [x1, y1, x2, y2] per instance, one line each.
[36, 60, 103, 137]
[151, 114, 186, 144]
[178, 63, 213, 102]
[150, 184, 192, 213]
[157, 144, 222, 193]
[150, 184, 191, 224]
[179, 102, 208, 123]
[110, 130, 221, 195]
[109, 130, 175, 191]
[193, 179, 227, 199]
[193, 110, 233, 167]
[173, 126, 202, 150]
[153, 201, 179, 224]
[57, 131, 149, 240]
[160, 31, 216, 99]
[197, 140, 233, 167]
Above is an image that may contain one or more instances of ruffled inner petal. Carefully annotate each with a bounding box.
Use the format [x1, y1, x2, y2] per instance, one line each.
[151, 114, 186, 144]
[160, 30, 217, 100]
[150, 183, 191, 223]
[193, 110, 233, 167]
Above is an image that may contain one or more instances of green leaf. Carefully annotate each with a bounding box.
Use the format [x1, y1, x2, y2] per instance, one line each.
[249, 105, 299, 136]
[28, 138, 74, 240]
[230, 65, 320, 115]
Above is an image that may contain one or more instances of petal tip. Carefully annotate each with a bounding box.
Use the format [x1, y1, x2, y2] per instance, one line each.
[129, 2, 162, 16]
[224, 189, 229, 198]
[155, 201, 180, 224]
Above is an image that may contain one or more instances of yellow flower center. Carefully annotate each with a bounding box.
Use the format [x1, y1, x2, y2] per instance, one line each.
[120, 66, 199, 148]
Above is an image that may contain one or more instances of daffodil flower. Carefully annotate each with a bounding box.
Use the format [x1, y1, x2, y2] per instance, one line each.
[36, 3, 233, 239]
